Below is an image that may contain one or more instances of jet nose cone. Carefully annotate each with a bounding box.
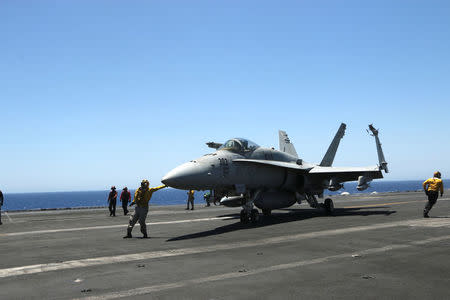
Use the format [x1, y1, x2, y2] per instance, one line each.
[161, 171, 176, 187]
[161, 170, 177, 187]
[162, 162, 209, 189]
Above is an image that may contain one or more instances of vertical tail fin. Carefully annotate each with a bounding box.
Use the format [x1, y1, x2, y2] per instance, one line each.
[278, 130, 298, 158]
[320, 123, 346, 167]
[368, 124, 389, 173]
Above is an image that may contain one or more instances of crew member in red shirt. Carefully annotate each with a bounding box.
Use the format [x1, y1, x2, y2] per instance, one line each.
[120, 187, 131, 215]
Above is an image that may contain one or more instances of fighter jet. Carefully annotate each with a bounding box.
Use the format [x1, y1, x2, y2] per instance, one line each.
[162, 124, 388, 223]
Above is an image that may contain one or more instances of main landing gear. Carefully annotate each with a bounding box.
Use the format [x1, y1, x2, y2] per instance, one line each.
[324, 198, 334, 215]
[306, 195, 334, 215]
[240, 197, 260, 224]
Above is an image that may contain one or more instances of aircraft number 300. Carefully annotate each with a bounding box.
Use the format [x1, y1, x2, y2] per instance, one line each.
[218, 158, 228, 165]
[218, 158, 229, 177]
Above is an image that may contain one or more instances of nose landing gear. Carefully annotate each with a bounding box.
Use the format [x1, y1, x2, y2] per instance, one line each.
[240, 209, 259, 223]
[262, 208, 272, 216]
[240, 208, 260, 224]
[240, 195, 261, 224]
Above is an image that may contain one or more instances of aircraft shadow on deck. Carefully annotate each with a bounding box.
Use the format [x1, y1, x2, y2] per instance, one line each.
[166, 207, 396, 242]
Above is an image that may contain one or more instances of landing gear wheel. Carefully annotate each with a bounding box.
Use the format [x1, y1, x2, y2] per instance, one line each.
[262, 208, 272, 216]
[324, 198, 334, 215]
[240, 210, 249, 223]
[250, 209, 260, 223]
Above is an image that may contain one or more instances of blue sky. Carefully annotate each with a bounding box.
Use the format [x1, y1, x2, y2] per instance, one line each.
[1, 1, 450, 192]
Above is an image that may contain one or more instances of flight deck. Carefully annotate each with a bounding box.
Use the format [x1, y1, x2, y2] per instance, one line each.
[0, 191, 449, 299]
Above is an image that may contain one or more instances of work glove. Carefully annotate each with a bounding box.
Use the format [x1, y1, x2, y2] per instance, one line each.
[425, 190, 429, 196]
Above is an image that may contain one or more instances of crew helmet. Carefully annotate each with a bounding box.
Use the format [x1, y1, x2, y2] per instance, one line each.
[141, 179, 150, 186]
[434, 171, 441, 178]
[111, 186, 116, 190]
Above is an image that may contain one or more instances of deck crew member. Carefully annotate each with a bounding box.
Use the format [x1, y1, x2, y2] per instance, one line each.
[423, 171, 444, 218]
[186, 190, 195, 210]
[0, 190, 3, 225]
[120, 187, 131, 215]
[203, 191, 211, 207]
[123, 180, 167, 239]
[108, 186, 118, 217]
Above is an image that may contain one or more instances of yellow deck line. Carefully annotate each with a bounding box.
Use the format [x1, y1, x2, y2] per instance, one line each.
[343, 200, 424, 209]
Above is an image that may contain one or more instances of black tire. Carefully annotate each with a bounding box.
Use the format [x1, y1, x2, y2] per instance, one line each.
[250, 209, 260, 223]
[240, 210, 249, 223]
[324, 198, 334, 215]
[262, 208, 272, 216]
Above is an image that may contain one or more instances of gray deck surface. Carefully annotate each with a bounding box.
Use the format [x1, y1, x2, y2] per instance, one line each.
[0, 191, 449, 300]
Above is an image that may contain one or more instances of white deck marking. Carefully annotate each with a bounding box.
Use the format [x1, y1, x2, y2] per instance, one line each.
[407, 218, 450, 228]
[4, 211, 14, 223]
[0, 216, 234, 237]
[342, 200, 422, 208]
[342, 198, 450, 208]
[1, 218, 450, 279]
[6, 206, 234, 217]
[76, 234, 450, 300]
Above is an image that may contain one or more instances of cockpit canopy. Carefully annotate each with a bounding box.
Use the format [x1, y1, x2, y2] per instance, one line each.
[218, 138, 259, 153]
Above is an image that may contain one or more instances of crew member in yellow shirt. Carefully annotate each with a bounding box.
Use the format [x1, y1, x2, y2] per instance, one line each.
[422, 171, 444, 218]
[186, 189, 195, 210]
[123, 180, 167, 238]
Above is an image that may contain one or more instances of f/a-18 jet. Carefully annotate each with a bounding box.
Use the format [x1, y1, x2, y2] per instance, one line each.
[162, 124, 388, 223]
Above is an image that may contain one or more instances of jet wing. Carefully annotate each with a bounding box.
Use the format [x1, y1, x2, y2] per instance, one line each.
[233, 160, 382, 182]
[233, 159, 312, 171]
[308, 166, 383, 182]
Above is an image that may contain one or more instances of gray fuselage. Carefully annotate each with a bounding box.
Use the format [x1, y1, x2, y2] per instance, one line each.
[162, 142, 316, 197]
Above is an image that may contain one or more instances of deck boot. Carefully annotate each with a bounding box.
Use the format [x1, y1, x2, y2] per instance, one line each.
[123, 228, 132, 238]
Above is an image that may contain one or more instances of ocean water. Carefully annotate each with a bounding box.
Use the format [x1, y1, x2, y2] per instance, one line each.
[2, 189, 199, 211]
[2, 180, 449, 211]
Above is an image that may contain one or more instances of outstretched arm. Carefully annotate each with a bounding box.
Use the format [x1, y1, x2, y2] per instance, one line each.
[151, 185, 167, 192]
